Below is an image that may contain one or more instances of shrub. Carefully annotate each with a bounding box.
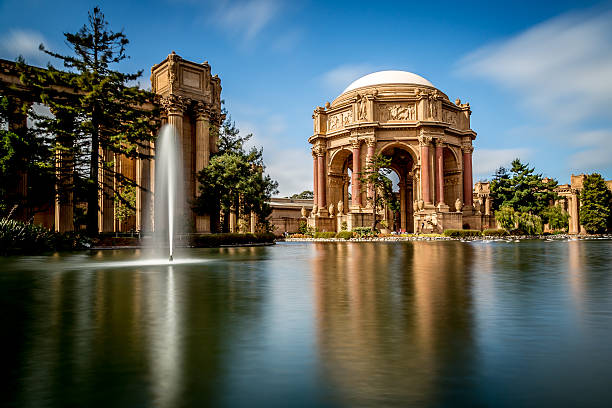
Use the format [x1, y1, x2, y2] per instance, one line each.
[542, 205, 569, 232]
[297, 220, 308, 234]
[314, 231, 336, 239]
[336, 231, 353, 240]
[340, 221, 348, 231]
[482, 228, 509, 237]
[352, 227, 374, 238]
[516, 212, 543, 235]
[443, 229, 481, 238]
[0, 218, 90, 254]
[495, 206, 518, 230]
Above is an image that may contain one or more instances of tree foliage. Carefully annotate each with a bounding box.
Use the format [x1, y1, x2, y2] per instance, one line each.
[0, 96, 54, 217]
[359, 154, 399, 230]
[290, 190, 314, 199]
[542, 204, 569, 232]
[490, 159, 558, 220]
[194, 112, 278, 233]
[20, 7, 158, 234]
[579, 173, 612, 234]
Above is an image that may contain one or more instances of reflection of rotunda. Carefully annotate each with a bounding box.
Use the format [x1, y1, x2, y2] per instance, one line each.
[308, 70, 489, 232]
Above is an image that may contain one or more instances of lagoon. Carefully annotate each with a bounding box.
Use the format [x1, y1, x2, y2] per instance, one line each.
[2, 240, 612, 407]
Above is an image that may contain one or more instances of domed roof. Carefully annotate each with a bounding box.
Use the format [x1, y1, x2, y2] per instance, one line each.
[342, 70, 434, 94]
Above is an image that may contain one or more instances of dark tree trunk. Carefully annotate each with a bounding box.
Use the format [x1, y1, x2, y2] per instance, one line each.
[87, 105, 99, 235]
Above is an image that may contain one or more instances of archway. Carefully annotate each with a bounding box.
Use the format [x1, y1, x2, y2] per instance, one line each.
[328, 148, 352, 214]
[378, 144, 416, 232]
[443, 147, 461, 208]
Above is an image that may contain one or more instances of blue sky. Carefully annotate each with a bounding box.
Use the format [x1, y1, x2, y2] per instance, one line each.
[1, 0, 611, 196]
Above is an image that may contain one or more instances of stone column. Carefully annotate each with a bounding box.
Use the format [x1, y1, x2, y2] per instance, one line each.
[316, 146, 326, 209]
[569, 191, 579, 234]
[312, 151, 318, 208]
[343, 175, 350, 214]
[351, 139, 362, 208]
[462, 143, 474, 207]
[162, 95, 187, 230]
[98, 149, 116, 233]
[399, 180, 407, 232]
[485, 196, 492, 215]
[8, 98, 31, 221]
[365, 137, 375, 204]
[419, 135, 432, 204]
[435, 140, 445, 206]
[52, 109, 75, 232]
[195, 103, 210, 232]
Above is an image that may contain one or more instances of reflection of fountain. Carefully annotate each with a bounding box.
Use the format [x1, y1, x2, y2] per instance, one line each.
[154, 125, 183, 261]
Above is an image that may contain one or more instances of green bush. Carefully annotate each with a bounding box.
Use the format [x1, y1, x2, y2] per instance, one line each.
[352, 227, 374, 238]
[0, 218, 90, 254]
[314, 231, 336, 239]
[191, 233, 275, 247]
[297, 220, 308, 234]
[542, 205, 569, 232]
[495, 206, 518, 230]
[516, 212, 543, 235]
[336, 231, 353, 240]
[443, 229, 481, 238]
[482, 228, 509, 237]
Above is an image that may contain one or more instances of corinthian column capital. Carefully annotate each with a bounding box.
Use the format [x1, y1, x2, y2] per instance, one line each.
[160, 94, 188, 115]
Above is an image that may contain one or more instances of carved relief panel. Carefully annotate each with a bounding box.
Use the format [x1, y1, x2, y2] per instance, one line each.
[378, 103, 416, 122]
[327, 109, 353, 131]
[442, 109, 457, 126]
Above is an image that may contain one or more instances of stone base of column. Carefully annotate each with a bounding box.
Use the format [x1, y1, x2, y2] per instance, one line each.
[437, 203, 450, 212]
[195, 215, 210, 233]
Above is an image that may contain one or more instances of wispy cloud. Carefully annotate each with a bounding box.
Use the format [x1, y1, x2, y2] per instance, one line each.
[320, 63, 375, 96]
[458, 8, 612, 177]
[210, 0, 282, 43]
[0, 29, 48, 64]
[458, 9, 612, 124]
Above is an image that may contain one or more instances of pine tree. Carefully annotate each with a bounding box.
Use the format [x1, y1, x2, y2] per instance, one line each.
[490, 159, 557, 219]
[579, 173, 612, 234]
[20, 7, 157, 234]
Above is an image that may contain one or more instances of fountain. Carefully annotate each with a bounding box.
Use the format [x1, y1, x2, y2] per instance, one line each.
[154, 125, 183, 262]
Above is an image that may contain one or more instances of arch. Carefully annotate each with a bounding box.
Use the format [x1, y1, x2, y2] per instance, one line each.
[443, 146, 461, 207]
[377, 141, 418, 164]
[329, 148, 353, 173]
[327, 148, 353, 213]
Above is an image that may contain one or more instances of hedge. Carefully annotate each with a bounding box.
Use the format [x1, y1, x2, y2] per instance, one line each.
[443, 229, 482, 238]
[482, 229, 509, 237]
[335, 231, 353, 240]
[314, 231, 336, 239]
[190, 233, 275, 247]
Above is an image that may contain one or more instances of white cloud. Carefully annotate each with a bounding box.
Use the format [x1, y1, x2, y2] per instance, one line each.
[473, 148, 532, 180]
[458, 9, 612, 124]
[320, 63, 375, 95]
[569, 130, 612, 172]
[0, 29, 48, 64]
[211, 0, 282, 42]
[458, 8, 612, 178]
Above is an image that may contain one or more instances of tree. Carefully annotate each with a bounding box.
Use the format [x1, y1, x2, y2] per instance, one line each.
[542, 204, 569, 232]
[579, 173, 612, 234]
[0, 95, 54, 217]
[360, 154, 399, 230]
[290, 191, 313, 199]
[21, 7, 157, 234]
[194, 113, 278, 233]
[490, 159, 558, 220]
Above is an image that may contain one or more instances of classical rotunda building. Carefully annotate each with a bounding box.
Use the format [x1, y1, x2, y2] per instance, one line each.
[308, 70, 493, 233]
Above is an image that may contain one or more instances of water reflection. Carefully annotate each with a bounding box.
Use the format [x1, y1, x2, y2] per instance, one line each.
[1, 241, 612, 407]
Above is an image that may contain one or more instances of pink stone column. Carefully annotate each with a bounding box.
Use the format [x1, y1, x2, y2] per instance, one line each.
[462, 145, 474, 207]
[366, 140, 375, 202]
[312, 153, 318, 207]
[317, 153, 326, 209]
[352, 142, 361, 207]
[420, 143, 431, 204]
[436, 142, 445, 205]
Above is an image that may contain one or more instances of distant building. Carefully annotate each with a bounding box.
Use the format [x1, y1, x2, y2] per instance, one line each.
[268, 198, 313, 233]
[555, 174, 612, 234]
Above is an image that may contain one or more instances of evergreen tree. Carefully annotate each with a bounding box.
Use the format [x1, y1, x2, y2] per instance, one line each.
[195, 113, 278, 233]
[579, 173, 612, 234]
[20, 7, 157, 234]
[359, 154, 399, 230]
[490, 158, 558, 220]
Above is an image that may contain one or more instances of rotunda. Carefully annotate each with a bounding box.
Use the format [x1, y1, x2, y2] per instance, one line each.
[308, 70, 490, 232]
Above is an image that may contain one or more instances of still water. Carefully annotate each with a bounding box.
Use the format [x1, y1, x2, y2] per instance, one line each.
[2, 240, 612, 407]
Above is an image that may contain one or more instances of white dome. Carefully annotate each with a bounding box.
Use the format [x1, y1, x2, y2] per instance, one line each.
[342, 70, 434, 94]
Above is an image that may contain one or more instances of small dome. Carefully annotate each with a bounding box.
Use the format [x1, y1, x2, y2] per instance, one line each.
[342, 70, 434, 94]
